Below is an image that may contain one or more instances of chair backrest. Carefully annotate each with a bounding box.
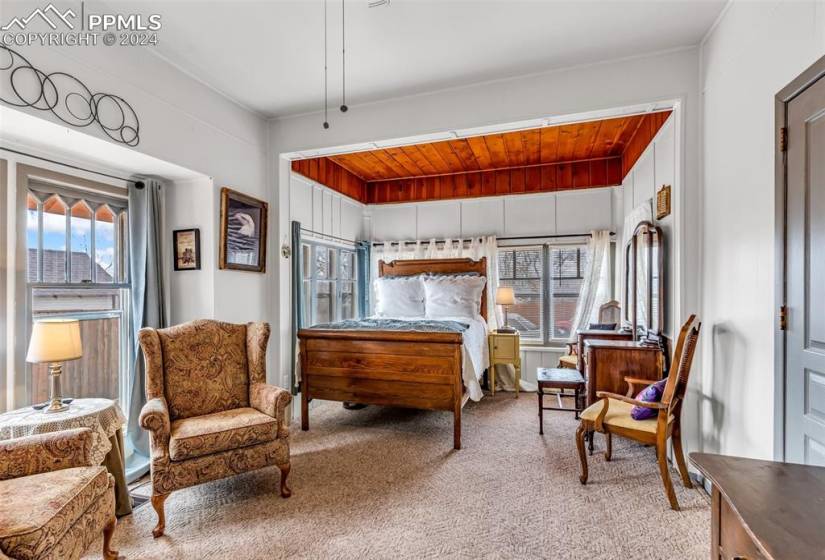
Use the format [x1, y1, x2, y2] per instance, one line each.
[598, 300, 621, 324]
[661, 315, 701, 416]
[154, 319, 251, 420]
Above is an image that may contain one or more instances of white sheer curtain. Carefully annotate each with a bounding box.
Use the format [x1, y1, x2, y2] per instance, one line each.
[370, 236, 499, 331]
[567, 230, 612, 342]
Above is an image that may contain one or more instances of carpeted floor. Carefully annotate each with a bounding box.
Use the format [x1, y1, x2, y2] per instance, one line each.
[85, 396, 709, 559]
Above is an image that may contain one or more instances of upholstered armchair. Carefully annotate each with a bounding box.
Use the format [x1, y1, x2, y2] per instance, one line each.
[0, 428, 118, 560]
[138, 320, 292, 538]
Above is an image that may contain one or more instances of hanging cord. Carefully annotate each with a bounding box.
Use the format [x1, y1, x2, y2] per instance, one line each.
[323, 0, 330, 129]
[340, 0, 348, 112]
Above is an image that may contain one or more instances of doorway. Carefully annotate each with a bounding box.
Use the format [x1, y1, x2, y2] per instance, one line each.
[778, 55, 825, 465]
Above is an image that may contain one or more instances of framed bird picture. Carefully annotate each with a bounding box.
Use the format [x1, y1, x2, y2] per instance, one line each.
[219, 187, 268, 272]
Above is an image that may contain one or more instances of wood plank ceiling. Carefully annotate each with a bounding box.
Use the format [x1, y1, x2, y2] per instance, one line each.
[292, 110, 671, 204]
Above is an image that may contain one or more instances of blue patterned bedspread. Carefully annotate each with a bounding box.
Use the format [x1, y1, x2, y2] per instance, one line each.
[309, 318, 469, 333]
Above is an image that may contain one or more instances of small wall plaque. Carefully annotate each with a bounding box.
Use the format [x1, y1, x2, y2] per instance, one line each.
[173, 229, 201, 271]
[656, 184, 671, 220]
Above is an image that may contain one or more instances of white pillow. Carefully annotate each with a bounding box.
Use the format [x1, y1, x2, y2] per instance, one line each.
[373, 275, 425, 317]
[423, 275, 487, 319]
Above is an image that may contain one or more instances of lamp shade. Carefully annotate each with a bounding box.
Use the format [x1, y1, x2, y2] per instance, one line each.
[495, 287, 515, 306]
[26, 319, 83, 363]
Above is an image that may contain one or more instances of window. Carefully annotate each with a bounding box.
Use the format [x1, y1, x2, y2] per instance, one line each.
[549, 246, 589, 339]
[497, 244, 589, 344]
[26, 185, 130, 406]
[497, 247, 543, 341]
[301, 240, 357, 325]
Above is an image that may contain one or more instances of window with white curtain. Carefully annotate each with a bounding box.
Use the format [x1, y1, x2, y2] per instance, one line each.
[301, 239, 357, 325]
[497, 243, 590, 345]
[25, 183, 131, 406]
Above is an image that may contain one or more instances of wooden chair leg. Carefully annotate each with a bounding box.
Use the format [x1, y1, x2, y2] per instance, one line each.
[672, 430, 693, 488]
[151, 493, 169, 538]
[656, 441, 680, 510]
[538, 388, 544, 435]
[604, 432, 613, 462]
[453, 406, 462, 450]
[576, 424, 589, 484]
[278, 463, 292, 498]
[102, 516, 118, 560]
[301, 390, 309, 431]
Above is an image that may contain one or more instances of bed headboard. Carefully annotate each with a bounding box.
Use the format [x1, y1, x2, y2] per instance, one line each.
[378, 257, 488, 322]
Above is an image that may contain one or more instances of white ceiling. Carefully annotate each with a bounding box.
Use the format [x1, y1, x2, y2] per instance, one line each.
[117, 0, 726, 118]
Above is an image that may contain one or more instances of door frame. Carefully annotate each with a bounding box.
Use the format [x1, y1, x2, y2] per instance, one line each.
[774, 55, 825, 461]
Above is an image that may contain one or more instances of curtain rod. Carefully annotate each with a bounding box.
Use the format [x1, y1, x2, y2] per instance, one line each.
[370, 232, 615, 247]
[300, 227, 358, 246]
[498, 232, 615, 241]
[0, 147, 140, 184]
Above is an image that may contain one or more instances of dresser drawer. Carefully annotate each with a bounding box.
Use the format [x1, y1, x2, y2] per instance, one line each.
[491, 336, 517, 360]
[719, 498, 767, 560]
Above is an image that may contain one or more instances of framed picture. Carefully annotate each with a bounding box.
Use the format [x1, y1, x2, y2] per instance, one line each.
[219, 187, 268, 272]
[173, 228, 201, 271]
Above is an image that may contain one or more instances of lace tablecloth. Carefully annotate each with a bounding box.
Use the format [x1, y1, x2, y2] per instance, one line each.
[0, 398, 126, 464]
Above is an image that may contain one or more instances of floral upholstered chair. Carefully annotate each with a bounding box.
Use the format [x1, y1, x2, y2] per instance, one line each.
[0, 428, 118, 560]
[138, 320, 292, 538]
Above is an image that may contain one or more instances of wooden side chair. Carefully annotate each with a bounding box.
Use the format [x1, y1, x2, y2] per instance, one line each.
[558, 300, 622, 369]
[575, 314, 701, 510]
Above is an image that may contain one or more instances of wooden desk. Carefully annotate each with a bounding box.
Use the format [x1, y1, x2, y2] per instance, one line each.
[582, 339, 664, 406]
[691, 453, 825, 560]
[574, 329, 633, 371]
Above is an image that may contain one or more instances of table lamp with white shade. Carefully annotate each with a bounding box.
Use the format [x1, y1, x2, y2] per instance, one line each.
[495, 287, 517, 334]
[26, 319, 82, 413]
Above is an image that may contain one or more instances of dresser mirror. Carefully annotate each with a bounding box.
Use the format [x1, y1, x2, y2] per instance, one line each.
[623, 221, 664, 340]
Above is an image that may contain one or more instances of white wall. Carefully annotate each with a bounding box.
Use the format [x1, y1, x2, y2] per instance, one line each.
[290, 173, 365, 242]
[699, 0, 825, 460]
[0, 21, 274, 404]
[272, 48, 703, 402]
[367, 188, 615, 241]
[166, 177, 216, 325]
[0, 28, 270, 330]
[620, 113, 677, 338]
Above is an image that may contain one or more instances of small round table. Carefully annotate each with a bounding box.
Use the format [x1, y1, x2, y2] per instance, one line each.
[0, 398, 132, 516]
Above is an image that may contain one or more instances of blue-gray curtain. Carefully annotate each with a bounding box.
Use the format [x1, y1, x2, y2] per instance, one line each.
[290, 221, 302, 395]
[127, 178, 167, 456]
[356, 241, 370, 317]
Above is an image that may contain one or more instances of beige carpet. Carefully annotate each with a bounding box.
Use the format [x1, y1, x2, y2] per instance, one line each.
[85, 397, 709, 559]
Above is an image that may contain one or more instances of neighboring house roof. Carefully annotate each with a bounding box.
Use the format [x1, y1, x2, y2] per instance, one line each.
[28, 249, 114, 283]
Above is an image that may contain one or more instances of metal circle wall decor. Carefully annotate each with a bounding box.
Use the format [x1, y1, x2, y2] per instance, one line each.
[0, 45, 141, 146]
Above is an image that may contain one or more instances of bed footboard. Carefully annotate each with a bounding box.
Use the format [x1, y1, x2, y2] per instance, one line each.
[297, 329, 465, 449]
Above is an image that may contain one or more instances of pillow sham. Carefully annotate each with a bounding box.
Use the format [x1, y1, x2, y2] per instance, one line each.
[423, 275, 487, 319]
[373, 275, 425, 318]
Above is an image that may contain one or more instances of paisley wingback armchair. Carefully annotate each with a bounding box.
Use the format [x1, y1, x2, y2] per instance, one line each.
[0, 428, 118, 560]
[138, 320, 292, 538]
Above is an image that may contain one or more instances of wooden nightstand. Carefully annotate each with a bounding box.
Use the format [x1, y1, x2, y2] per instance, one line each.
[488, 331, 521, 397]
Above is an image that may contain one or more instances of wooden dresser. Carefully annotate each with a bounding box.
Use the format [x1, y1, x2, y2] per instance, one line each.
[574, 329, 633, 371]
[582, 339, 664, 406]
[691, 453, 825, 560]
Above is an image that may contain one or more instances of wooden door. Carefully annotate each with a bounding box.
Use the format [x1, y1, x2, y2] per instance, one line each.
[786, 71, 825, 465]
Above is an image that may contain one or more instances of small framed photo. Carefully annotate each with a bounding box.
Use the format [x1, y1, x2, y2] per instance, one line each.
[219, 187, 268, 272]
[173, 228, 201, 271]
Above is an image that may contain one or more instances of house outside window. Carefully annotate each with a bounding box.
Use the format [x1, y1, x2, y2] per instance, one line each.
[25, 183, 131, 407]
[301, 240, 357, 326]
[497, 244, 590, 345]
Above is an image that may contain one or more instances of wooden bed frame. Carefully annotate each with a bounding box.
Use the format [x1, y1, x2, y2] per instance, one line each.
[297, 257, 487, 450]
